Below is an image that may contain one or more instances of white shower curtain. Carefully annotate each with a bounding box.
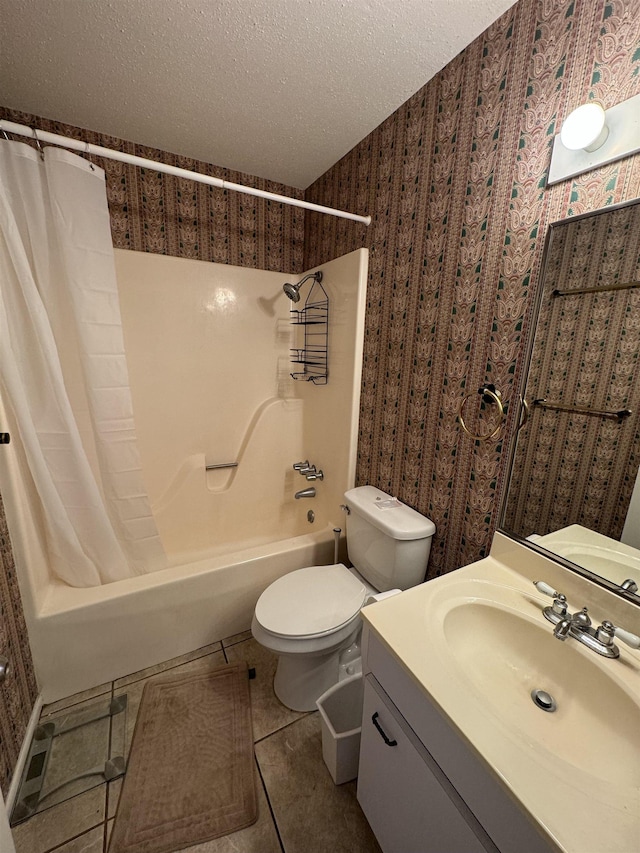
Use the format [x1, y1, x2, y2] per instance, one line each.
[0, 140, 166, 586]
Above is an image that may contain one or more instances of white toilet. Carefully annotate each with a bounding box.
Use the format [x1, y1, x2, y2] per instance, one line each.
[251, 485, 435, 711]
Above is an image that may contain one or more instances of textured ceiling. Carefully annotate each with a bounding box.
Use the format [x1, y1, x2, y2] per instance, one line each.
[0, 0, 517, 188]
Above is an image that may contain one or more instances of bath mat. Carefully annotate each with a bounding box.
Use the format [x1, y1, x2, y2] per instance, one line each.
[109, 662, 257, 853]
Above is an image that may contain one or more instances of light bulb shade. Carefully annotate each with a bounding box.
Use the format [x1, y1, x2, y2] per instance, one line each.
[560, 103, 609, 152]
[548, 93, 640, 186]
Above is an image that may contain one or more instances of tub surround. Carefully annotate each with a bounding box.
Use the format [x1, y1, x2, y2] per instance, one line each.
[359, 533, 640, 852]
[116, 248, 367, 557]
[0, 248, 367, 703]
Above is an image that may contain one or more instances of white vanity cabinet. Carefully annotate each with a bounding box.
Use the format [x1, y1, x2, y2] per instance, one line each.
[357, 626, 554, 853]
[359, 675, 495, 852]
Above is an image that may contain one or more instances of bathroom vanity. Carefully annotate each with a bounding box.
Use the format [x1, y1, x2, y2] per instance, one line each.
[356, 533, 640, 853]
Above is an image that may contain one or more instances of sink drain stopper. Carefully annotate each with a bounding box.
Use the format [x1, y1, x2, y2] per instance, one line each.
[531, 689, 556, 712]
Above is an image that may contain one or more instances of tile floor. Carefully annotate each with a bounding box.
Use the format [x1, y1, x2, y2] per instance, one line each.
[11, 633, 381, 853]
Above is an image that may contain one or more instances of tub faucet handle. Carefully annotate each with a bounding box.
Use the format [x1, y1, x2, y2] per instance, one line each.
[293, 460, 309, 471]
[306, 469, 324, 481]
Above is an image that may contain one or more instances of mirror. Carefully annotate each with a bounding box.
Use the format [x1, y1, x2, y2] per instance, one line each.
[500, 197, 640, 603]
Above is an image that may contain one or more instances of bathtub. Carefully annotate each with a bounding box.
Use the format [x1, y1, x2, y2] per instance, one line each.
[1, 247, 368, 704]
[27, 526, 337, 703]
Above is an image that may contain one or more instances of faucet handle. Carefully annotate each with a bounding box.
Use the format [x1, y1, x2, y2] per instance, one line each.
[535, 581, 569, 624]
[293, 460, 310, 471]
[534, 580, 562, 598]
[598, 621, 640, 650]
[533, 581, 567, 611]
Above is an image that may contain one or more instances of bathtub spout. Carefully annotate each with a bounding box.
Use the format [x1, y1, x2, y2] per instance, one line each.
[295, 487, 316, 499]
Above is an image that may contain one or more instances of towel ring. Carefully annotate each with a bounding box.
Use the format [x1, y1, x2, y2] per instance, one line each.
[458, 385, 505, 442]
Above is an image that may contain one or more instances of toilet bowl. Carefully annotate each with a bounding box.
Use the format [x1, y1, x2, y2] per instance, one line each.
[251, 563, 375, 710]
[252, 486, 435, 711]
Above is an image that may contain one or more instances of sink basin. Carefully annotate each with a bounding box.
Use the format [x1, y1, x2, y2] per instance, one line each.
[442, 598, 640, 787]
[535, 524, 640, 587]
[360, 544, 640, 853]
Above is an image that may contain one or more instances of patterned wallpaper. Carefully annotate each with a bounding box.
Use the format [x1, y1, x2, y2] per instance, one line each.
[0, 493, 38, 795]
[505, 201, 640, 539]
[304, 0, 640, 577]
[0, 107, 306, 274]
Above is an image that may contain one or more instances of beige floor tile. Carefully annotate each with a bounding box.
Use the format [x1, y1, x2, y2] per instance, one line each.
[255, 714, 380, 853]
[113, 641, 223, 689]
[12, 786, 106, 853]
[221, 630, 252, 648]
[42, 683, 113, 717]
[224, 638, 307, 742]
[52, 824, 105, 853]
[116, 649, 227, 759]
[181, 773, 281, 853]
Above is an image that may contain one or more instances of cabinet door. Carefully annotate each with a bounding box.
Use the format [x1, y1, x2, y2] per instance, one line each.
[357, 676, 494, 853]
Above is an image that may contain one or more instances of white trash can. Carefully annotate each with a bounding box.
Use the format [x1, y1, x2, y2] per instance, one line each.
[316, 673, 364, 785]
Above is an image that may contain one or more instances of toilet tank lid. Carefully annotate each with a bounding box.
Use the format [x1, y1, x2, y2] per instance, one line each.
[344, 486, 436, 540]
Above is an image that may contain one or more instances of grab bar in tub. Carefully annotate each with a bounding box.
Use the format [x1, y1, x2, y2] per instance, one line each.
[205, 462, 239, 470]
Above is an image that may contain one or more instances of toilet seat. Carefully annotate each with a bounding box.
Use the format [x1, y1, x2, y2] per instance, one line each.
[254, 563, 366, 639]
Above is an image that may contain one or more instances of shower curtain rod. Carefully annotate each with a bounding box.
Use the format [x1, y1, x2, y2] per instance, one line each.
[0, 120, 372, 226]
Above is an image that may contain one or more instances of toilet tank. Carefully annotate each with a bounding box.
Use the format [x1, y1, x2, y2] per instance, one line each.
[344, 486, 436, 591]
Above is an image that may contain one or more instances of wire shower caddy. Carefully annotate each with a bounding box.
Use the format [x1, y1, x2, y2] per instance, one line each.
[290, 273, 328, 384]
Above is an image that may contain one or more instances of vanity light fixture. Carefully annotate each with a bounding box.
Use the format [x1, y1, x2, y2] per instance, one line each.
[547, 93, 640, 186]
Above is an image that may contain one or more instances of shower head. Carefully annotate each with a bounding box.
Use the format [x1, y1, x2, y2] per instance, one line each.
[282, 271, 323, 303]
[283, 282, 301, 302]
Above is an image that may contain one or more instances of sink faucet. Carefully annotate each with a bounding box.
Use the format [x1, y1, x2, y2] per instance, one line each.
[552, 607, 590, 641]
[534, 581, 640, 658]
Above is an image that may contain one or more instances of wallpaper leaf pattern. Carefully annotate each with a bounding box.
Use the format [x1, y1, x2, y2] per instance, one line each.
[304, 0, 640, 577]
